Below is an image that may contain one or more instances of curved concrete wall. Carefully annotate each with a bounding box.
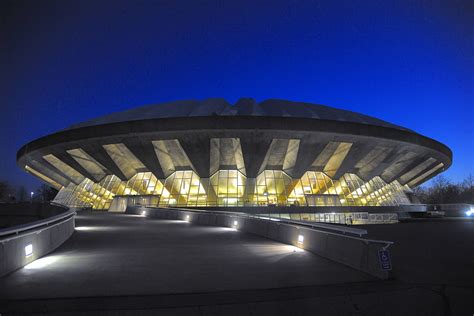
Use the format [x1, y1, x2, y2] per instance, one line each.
[129, 206, 391, 279]
[0, 209, 75, 277]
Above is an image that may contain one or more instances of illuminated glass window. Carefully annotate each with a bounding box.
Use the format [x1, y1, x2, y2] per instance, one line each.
[210, 170, 246, 206]
[296, 171, 339, 206]
[52, 169, 411, 209]
[52, 172, 167, 210]
[339, 174, 410, 206]
[253, 170, 305, 206]
[159, 170, 206, 207]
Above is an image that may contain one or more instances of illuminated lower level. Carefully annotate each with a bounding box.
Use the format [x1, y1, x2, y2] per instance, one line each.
[52, 169, 411, 210]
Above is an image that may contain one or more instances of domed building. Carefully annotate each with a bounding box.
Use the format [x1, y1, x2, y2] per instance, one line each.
[17, 98, 451, 223]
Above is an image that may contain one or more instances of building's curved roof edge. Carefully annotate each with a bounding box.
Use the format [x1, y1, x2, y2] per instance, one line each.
[17, 115, 452, 165]
[65, 98, 413, 133]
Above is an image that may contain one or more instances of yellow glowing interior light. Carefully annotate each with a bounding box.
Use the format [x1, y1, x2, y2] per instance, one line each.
[161, 187, 170, 197]
[180, 183, 189, 194]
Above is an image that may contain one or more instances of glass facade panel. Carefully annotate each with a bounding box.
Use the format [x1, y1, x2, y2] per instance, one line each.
[255, 212, 398, 225]
[53, 172, 165, 210]
[53, 168, 411, 210]
[210, 170, 246, 206]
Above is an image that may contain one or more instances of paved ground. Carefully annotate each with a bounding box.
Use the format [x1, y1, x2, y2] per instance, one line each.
[1, 212, 473, 315]
[361, 219, 474, 286]
[0, 211, 372, 299]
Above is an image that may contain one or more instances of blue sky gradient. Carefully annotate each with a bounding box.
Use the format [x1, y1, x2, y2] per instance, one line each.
[1, 0, 472, 192]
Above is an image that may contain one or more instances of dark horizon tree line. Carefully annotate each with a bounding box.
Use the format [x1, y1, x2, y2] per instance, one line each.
[0, 181, 58, 203]
[412, 174, 473, 204]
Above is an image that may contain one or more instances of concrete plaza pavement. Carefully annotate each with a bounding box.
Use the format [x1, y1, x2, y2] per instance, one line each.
[0, 211, 373, 299]
[1, 212, 473, 314]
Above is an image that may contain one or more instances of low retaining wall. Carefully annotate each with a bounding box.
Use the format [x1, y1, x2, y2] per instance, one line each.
[129, 206, 391, 279]
[0, 202, 69, 228]
[196, 205, 425, 214]
[0, 209, 76, 277]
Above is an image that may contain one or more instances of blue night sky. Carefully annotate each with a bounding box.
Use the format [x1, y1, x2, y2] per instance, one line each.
[1, 0, 472, 193]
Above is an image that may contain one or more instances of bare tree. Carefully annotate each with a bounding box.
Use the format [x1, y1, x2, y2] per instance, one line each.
[415, 174, 474, 204]
[461, 174, 474, 189]
[17, 186, 27, 202]
[0, 181, 10, 202]
[460, 173, 474, 204]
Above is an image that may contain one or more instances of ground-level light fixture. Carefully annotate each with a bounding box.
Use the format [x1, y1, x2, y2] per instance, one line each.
[297, 234, 304, 244]
[142, 210, 147, 216]
[25, 244, 33, 257]
[186, 215, 190, 221]
[233, 220, 238, 228]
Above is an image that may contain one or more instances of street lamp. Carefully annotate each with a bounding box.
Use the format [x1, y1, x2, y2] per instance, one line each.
[30, 191, 34, 203]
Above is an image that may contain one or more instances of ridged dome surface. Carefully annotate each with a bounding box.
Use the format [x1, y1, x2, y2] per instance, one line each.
[68, 98, 411, 132]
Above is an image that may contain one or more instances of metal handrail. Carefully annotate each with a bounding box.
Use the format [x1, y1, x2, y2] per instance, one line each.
[143, 206, 393, 248]
[399, 203, 473, 207]
[163, 206, 368, 236]
[0, 209, 76, 238]
[268, 218, 368, 236]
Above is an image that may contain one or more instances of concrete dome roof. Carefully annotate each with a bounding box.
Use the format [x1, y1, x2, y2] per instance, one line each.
[68, 98, 411, 132]
[18, 98, 451, 194]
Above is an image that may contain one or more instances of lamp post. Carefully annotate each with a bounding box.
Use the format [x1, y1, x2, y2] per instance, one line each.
[30, 191, 34, 203]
